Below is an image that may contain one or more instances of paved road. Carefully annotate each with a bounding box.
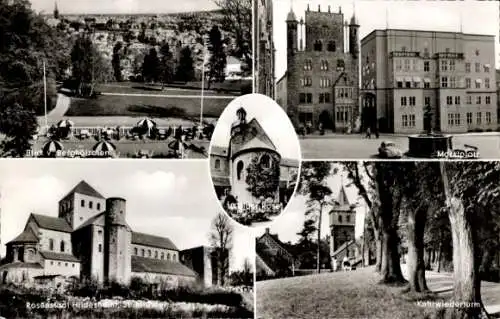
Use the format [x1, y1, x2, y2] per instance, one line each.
[299, 133, 500, 159]
[401, 264, 500, 316]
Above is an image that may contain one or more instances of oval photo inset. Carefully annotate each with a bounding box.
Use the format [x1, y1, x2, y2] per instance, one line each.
[209, 94, 301, 228]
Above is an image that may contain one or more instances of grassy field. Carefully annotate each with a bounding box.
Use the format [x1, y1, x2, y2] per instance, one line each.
[98, 82, 243, 96]
[65, 94, 232, 119]
[256, 267, 445, 319]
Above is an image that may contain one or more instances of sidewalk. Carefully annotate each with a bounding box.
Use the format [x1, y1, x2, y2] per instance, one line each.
[401, 264, 500, 317]
[300, 131, 500, 139]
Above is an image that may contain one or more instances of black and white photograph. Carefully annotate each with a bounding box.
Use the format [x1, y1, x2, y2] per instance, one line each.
[256, 161, 500, 319]
[209, 93, 301, 227]
[0, 0, 252, 159]
[0, 160, 254, 318]
[261, 0, 500, 159]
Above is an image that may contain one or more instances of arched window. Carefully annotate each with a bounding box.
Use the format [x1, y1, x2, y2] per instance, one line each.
[260, 154, 271, 168]
[148, 249, 151, 257]
[141, 249, 145, 257]
[155, 251, 158, 258]
[49, 239, 54, 251]
[60, 240, 65, 252]
[314, 40, 323, 51]
[327, 41, 336, 52]
[338, 215, 343, 223]
[172, 254, 176, 261]
[161, 252, 164, 260]
[134, 247, 138, 255]
[167, 253, 171, 260]
[214, 159, 221, 170]
[236, 161, 244, 180]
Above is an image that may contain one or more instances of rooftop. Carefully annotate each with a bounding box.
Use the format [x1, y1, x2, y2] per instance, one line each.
[131, 256, 197, 277]
[132, 232, 178, 251]
[0, 262, 43, 271]
[30, 213, 72, 233]
[362, 28, 495, 43]
[8, 229, 38, 244]
[40, 251, 80, 262]
[62, 180, 105, 200]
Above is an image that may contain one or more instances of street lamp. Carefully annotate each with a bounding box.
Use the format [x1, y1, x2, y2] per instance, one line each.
[200, 39, 208, 129]
[43, 60, 48, 134]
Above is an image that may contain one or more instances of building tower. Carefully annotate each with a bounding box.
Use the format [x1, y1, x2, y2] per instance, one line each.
[104, 197, 131, 284]
[348, 14, 359, 58]
[286, 8, 298, 58]
[54, 1, 59, 19]
[229, 107, 281, 206]
[329, 184, 356, 257]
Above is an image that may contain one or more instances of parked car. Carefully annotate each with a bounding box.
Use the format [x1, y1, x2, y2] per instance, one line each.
[378, 141, 403, 158]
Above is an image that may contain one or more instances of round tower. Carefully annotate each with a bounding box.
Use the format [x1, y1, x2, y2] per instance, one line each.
[349, 14, 359, 58]
[104, 197, 131, 284]
[286, 8, 298, 57]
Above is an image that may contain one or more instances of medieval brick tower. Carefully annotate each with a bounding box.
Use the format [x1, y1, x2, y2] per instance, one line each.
[104, 197, 131, 284]
[280, 4, 360, 132]
[329, 184, 356, 256]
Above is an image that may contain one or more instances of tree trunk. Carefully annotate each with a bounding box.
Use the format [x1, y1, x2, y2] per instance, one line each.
[406, 207, 429, 292]
[440, 162, 482, 319]
[317, 201, 323, 274]
[380, 227, 406, 284]
[375, 235, 382, 272]
[437, 238, 443, 273]
[443, 197, 482, 319]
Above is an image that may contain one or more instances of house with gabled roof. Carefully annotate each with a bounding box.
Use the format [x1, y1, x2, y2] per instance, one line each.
[0, 180, 205, 288]
[256, 228, 296, 279]
[210, 107, 299, 208]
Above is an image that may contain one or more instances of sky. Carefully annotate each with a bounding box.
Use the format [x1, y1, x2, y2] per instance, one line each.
[274, 0, 500, 80]
[262, 162, 369, 244]
[210, 93, 301, 160]
[0, 160, 255, 272]
[29, 0, 219, 14]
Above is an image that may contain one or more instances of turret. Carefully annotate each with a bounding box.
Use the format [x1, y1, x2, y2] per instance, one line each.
[349, 14, 359, 58]
[54, 1, 59, 19]
[104, 197, 131, 284]
[230, 107, 248, 137]
[286, 8, 298, 57]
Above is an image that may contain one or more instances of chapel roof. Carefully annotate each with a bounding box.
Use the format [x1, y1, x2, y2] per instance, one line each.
[30, 213, 72, 233]
[131, 256, 197, 277]
[132, 232, 178, 251]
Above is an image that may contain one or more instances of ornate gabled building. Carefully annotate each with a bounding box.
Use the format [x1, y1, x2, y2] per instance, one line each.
[276, 4, 360, 132]
[0, 181, 218, 287]
[210, 107, 299, 207]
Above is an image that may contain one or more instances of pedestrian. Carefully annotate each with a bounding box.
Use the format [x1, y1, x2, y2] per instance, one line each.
[366, 126, 371, 139]
[319, 122, 325, 135]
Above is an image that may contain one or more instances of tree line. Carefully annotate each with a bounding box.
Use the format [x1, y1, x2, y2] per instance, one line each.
[298, 161, 500, 319]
